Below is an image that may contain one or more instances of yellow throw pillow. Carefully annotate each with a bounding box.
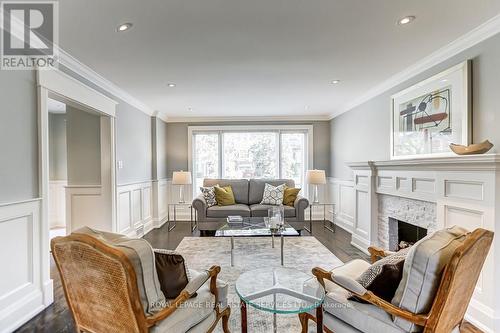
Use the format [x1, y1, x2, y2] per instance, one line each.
[283, 187, 301, 206]
[214, 186, 236, 206]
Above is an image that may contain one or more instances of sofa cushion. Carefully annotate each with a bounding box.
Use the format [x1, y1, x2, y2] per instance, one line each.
[283, 187, 301, 206]
[199, 186, 217, 207]
[250, 204, 296, 218]
[248, 179, 295, 204]
[260, 183, 286, 205]
[206, 204, 251, 218]
[73, 227, 167, 314]
[392, 226, 468, 332]
[214, 186, 236, 206]
[204, 179, 249, 204]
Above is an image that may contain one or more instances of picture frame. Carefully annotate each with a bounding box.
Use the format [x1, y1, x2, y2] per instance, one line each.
[390, 61, 471, 160]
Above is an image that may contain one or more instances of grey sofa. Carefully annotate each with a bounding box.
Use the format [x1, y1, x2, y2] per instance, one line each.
[192, 178, 309, 223]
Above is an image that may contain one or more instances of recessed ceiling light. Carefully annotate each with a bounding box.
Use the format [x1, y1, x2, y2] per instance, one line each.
[331, 80, 340, 84]
[167, 83, 176, 88]
[116, 23, 133, 32]
[398, 16, 415, 25]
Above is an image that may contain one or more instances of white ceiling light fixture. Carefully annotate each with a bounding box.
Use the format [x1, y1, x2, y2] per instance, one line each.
[331, 80, 340, 84]
[398, 16, 416, 25]
[116, 23, 133, 32]
[167, 83, 176, 87]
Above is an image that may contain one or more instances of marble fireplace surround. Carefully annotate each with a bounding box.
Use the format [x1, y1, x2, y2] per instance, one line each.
[378, 194, 437, 250]
[346, 154, 500, 333]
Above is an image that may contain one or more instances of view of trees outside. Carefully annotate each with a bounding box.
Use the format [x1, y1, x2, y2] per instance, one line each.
[281, 132, 305, 187]
[193, 130, 306, 192]
[223, 132, 278, 179]
[194, 133, 219, 190]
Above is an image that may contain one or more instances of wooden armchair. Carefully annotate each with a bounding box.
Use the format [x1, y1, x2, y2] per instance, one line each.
[51, 233, 231, 333]
[300, 228, 493, 333]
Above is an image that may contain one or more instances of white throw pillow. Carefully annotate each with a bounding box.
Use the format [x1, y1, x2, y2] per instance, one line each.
[260, 183, 286, 205]
[200, 186, 217, 207]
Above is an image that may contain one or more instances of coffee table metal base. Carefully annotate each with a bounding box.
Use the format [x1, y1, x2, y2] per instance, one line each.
[230, 234, 284, 267]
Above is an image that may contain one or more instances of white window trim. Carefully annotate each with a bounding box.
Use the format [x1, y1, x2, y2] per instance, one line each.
[187, 125, 314, 195]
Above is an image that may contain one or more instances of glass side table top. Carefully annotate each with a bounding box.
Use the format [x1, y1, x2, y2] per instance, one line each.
[215, 217, 299, 237]
[235, 267, 325, 314]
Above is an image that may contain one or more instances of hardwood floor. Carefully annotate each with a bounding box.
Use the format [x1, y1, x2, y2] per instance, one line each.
[15, 221, 480, 333]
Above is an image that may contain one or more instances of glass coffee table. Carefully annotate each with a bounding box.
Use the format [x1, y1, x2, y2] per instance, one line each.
[215, 217, 299, 266]
[236, 267, 325, 333]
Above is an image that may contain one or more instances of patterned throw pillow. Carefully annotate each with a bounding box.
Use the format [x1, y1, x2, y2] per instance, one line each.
[349, 247, 409, 303]
[200, 186, 217, 207]
[260, 183, 286, 205]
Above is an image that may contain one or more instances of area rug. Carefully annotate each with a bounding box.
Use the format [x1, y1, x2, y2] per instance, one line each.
[175, 236, 344, 332]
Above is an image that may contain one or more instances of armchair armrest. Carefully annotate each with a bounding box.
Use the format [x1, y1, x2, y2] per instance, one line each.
[192, 194, 208, 221]
[146, 265, 221, 326]
[294, 195, 309, 221]
[368, 246, 395, 263]
[311, 267, 428, 327]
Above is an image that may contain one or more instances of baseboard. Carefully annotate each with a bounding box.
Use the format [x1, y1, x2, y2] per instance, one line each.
[153, 215, 168, 228]
[350, 233, 370, 255]
[0, 290, 44, 333]
[464, 298, 498, 333]
[333, 215, 354, 234]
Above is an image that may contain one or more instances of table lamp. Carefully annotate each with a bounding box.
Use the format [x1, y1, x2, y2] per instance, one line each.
[172, 170, 192, 203]
[306, 169, 326, 204]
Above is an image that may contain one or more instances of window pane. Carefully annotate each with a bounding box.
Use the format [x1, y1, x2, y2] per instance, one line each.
[281, 132, 305, 187]
[222, 132, 278, 179]
[194, 133, 219, 191]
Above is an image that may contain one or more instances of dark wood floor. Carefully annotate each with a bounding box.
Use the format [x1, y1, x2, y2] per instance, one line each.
[15, 221, 480, 333]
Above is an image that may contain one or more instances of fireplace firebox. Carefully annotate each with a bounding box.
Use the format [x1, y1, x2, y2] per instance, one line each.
[388, 218, 428, 251]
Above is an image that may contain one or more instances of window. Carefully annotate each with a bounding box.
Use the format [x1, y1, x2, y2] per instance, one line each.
[189, 126, 312, 194]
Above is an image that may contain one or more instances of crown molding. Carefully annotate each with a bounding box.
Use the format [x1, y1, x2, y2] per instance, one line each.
[329, 13, 500, 120]
[164, 114, 330, 123]
[58, 49, 157, 118]
[5, 12, 158, 119]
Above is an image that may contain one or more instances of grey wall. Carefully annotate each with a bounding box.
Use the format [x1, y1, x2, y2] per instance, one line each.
[49, 113, 67, 180]
[330, 33, 500, 180]
[0, 70, 38, 204]
[66, 106, 101, 185]
[166, 121, 331, 177]
[115, 102, 153, 184]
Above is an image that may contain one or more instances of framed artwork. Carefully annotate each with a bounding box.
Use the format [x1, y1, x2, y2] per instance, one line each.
[390, 61, 471, 159]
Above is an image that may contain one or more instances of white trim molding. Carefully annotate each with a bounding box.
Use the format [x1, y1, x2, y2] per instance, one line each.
[330, 13, 500, 119]
[0, 199, 53, 333]
[117, 181, 154, 237]
[346, 154, 500, 333]
[166, 115, 330, 123]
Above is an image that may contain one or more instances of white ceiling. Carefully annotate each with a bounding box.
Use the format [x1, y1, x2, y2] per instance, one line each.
[58, 0, 500, 119]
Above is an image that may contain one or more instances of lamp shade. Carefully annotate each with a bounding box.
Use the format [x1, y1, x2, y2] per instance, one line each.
[172, 171, 192, 185]
[306, 169, 326, 185]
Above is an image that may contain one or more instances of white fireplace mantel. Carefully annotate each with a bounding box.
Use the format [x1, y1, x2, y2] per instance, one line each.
[345, 154, 500, 333]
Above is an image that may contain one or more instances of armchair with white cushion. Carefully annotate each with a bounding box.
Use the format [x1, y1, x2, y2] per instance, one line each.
[51, 228, 230, 333]
[299, 227, 493, 333]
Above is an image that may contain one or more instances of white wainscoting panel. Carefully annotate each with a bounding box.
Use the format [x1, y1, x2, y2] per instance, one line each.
[65, 185, 105, 234]
[49, 180, 66, 228]
[117, 181, 153, 237]
[327, 178, 355, 232]
[152, 179, 168, 228]
[0, 199, 52, 333]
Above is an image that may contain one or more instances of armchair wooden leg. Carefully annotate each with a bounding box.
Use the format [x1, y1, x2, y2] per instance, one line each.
[299, 312, 309, 333]
[222, 307, 231, 333]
